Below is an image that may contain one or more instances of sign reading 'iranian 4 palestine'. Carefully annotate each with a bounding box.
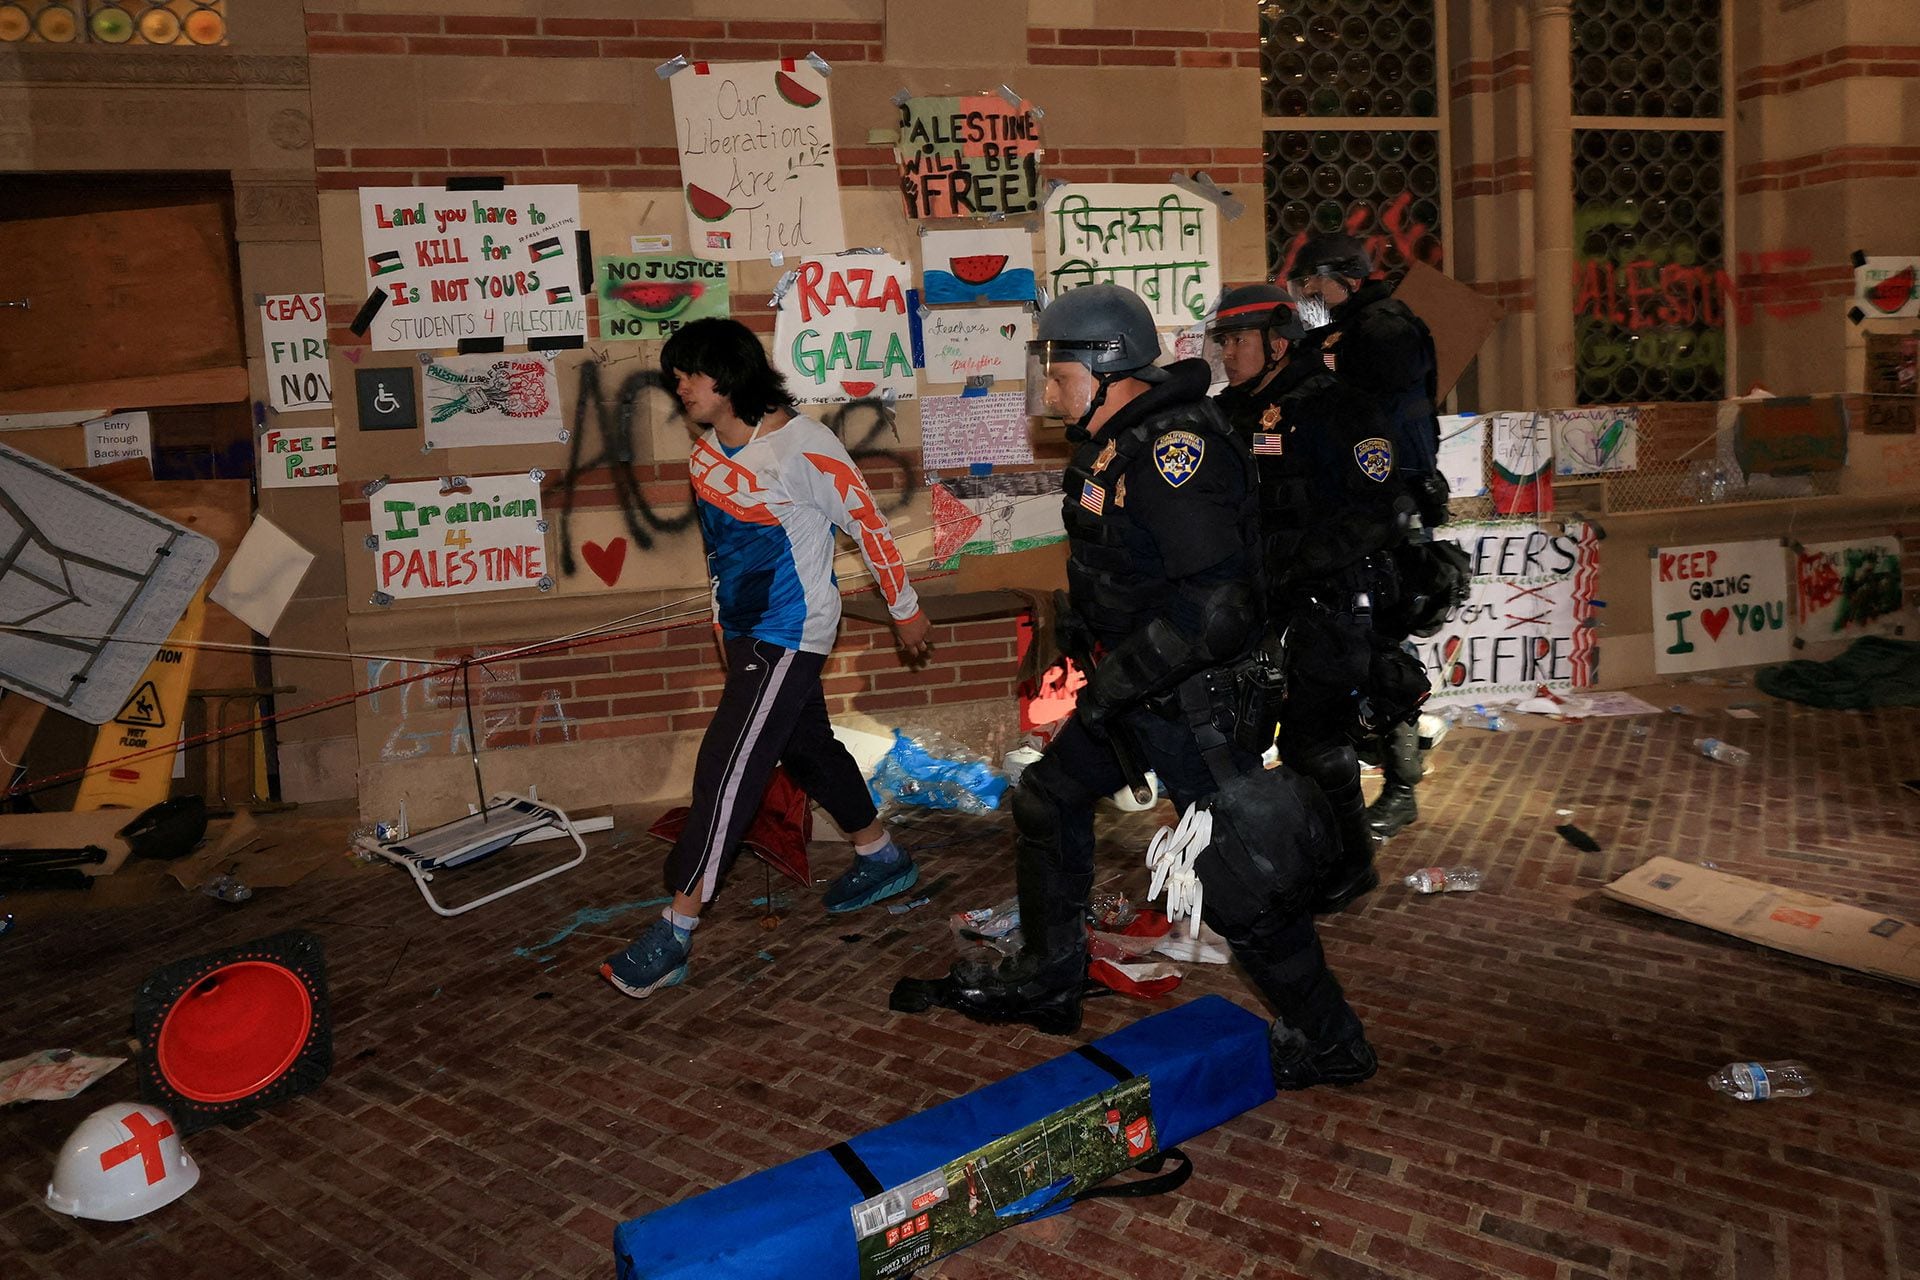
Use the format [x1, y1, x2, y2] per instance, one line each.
[357, 185, 586, 350]
[774, 254, 917, 404]
[373, 474, 546, 600]
[1652, 539, 1792, 674]
[1042, 183, 1220, 329]
[1415, 521, 1600, 706]
[672, 60, 845, 261]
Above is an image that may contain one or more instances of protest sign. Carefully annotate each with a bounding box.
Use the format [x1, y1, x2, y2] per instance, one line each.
[260, 293, 331, 412]
[371, 474, 547, 600]
[1041, 184, 1219, 328]
[595, 255, 729, 340]
[1652, 539, 1792, 674]
[773, 254, 916, 404]
[894, 94, 1042, 220]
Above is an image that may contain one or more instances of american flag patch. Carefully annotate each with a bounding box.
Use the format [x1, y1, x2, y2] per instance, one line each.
[1253, 433, 1284, 455]
[1079, 480, 1106, 515]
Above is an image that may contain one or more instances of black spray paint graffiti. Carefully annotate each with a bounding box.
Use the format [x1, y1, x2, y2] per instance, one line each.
[556, 356, 920, 578]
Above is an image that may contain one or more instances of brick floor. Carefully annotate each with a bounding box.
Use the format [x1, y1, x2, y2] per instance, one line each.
[3, 695, 1918, 1279]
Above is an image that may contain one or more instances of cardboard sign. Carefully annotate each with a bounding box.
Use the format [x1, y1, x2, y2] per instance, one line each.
[357, 184, 586, 350]
[420, 352, 563, 450]
[260, 292, 331, 412]
[1041, 183, 1219, 329]
[1794, 536, 1906, 641]
[1390, 261, 1504, 399]
[893, 94, 1043, 221]
[258, 424, 338, 489]
[922, 228, 1037, 305]
[773, 253, 916, 404]
[1551, 406, 1639, 475]
[1734, 396, 1849, 475]
[355, 366, 418, 431]
[595, 255, 729, 340]
[1853, 256, 1920, 320]
[919, 393, 1034, 469]
[1606, 857, 1920, 989]
[671, 60, 845, 261]
[1652, 539, 1792, 674]
[372, 474, 547, 600]
[82, 412, 152, 469]
[1416, 520, 1600, 705]
[1488, 411, 1552, 515]
[1436, 413, 1488, 498]
[920, 307, 1030, 385]
[1864, 332, 1918, 435]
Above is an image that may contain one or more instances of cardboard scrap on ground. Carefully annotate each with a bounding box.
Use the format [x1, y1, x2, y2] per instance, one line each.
[0, 810, 136, 877]
[1604, 856, 1920, 988]
[0, 1050, 126, 1105]
[166, 810, 355, 891]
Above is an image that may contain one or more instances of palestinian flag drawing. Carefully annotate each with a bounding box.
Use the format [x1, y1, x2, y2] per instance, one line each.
[368, 250, 403, 276]
[546, 285, 574, 305]
[529, 236, 565, 263]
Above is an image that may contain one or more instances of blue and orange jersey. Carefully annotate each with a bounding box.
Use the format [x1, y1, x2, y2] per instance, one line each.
[689, 415, 922, 654]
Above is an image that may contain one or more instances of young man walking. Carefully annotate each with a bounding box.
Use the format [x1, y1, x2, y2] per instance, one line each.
[603, 318, 933, 999]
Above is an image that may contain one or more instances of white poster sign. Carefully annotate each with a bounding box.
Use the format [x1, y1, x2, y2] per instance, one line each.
[1652, 539, 1793, 674]
[258, 425, 338, 489]
[1853, 256, 1920, 320]
[670, 60, 845, 261]
[83, 412, 151, 468]
[1794, 536, 1907, 641]
[921, 227, 1038, 305]
[372, 474, 548, 600]
[209, 516, 313, 637]
[1041, 183, 1220, 329]
[1415, 521, 1601, 705]
[421, 352, 564, 450]
[260, 293, 331, 413]
[357, 185, 586, 350]
[1552, 406, 1639, 475]
[919, 393, 1035, 469]
[921, 308, 1031, 385]
[773, 253, 916, 404]
[1437, 413, 1487, 498]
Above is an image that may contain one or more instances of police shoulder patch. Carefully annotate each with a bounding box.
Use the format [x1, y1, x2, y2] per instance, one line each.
[1152, 429, 1205, 487]
[1354, 436, 1394, 482]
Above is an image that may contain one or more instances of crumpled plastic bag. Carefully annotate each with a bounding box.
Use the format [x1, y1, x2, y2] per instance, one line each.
[869, 729, 1009, 815]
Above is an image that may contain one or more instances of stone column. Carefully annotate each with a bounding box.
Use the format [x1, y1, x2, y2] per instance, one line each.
[1530, 1, 1577, 407]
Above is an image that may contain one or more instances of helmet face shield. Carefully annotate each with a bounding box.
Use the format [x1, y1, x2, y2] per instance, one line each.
[1025, 340, 1111, 420]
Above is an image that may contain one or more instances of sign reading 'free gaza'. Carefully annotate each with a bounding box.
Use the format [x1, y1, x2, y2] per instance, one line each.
[357, 185, 586, 351]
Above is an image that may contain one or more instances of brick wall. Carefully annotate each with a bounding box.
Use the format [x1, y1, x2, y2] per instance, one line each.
[1026, 26, 1259, 70]
[303, 11, 884, 64]
[1735, 43, 1920, 99]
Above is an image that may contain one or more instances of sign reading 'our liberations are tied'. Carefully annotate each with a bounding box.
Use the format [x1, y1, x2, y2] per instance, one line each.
[357, 185, 586, 350]
[671, 60, 846, 261]
[1042, 183, 1220, 329]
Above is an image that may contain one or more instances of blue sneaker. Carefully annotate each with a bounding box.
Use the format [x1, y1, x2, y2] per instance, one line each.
[823, 845, 919, 913]
[600, 916, 691, 998]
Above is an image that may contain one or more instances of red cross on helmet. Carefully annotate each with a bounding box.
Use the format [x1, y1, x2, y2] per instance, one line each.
[45, 1102, 199, 1221]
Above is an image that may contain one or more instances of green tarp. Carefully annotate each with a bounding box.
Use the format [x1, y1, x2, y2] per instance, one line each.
[1755, 637, 1920, 710]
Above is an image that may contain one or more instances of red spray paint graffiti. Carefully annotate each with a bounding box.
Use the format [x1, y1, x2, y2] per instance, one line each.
[1273, 191, 1443, 281]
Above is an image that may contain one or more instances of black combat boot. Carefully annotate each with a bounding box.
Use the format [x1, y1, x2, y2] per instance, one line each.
[1228, 918, 1378, 1091]
[1292, 742, 1378, 914]
[1365, 720, 1422, 839]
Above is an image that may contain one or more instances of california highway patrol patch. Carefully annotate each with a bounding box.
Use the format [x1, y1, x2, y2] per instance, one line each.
[1152, 430, 1204, 486]
[1355, 436, 1394, 482]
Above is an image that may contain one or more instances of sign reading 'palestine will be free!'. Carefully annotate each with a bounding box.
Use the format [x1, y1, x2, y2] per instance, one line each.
[357, 185, 586, 350]
[893, 94, 1042, 221]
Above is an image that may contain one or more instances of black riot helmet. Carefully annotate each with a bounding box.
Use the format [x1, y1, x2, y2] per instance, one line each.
[1285, 233, 1374, 293]
[1026, 284, 1166, 440]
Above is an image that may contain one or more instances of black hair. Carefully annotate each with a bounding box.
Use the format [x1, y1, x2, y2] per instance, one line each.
[659, 317, 797, 424]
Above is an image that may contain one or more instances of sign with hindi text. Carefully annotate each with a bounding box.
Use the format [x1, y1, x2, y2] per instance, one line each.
[357, 185, 586, 350]
[1041, 183, 1219, 329]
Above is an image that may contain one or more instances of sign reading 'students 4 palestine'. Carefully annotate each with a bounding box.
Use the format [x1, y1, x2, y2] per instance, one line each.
[357, 185, 586, 351]
[372, 474, 547, 600]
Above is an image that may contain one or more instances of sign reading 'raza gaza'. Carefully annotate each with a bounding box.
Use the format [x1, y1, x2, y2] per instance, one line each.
[773, 254, 917, 404]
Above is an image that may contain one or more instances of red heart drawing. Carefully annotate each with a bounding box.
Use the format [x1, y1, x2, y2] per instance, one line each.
[841, 380, 877, 398]
[1700, 607, 1730, 641]
[1868, 265, 1915, 314]
[581, 538, 627, 587]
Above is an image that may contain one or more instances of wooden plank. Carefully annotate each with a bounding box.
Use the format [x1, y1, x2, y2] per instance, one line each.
[0, 365, 249, 415]
[0, 203, 243, 394]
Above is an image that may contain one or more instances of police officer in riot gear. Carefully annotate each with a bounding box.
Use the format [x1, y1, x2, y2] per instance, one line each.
[1288, 234, 1451, 839]
[893, 284, 1376, 1090]
[1209, 286, 1419, 912]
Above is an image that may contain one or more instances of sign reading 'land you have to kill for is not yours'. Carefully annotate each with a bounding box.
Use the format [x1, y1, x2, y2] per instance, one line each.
[357, 186, 586, 350]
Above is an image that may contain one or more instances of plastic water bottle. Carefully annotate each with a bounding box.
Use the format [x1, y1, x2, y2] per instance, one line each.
[1694, 738, 1750, 766]
[1404, 866, 1483, 894]
[1708, 1060, 1816, 1101]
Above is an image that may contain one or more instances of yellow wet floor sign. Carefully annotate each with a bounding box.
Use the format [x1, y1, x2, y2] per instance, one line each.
[73, 591, 206, 812]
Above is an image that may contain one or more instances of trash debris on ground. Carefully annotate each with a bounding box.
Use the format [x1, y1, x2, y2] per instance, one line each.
[1090, 890, 1138, 931]
[1694, 737, 1751, 766]
[1727, 707, 1760, 720]
[1708, 1060, 1816, 1101]
[1556, 824, 1602, 852]
[870, 730, 1009, 814]
[199, 873, 252, 903]
[950, 897, 1020, 954]
[1000, 744, 1044, 786]
[886, 895, 931, 915]
[1404, 866, 1484, 894]
[1088, 956, 1183, 999]
[0, 1050, 126, 1106]
[1603, 856, 1920, 987]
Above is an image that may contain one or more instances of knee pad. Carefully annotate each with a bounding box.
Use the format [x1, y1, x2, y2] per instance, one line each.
[1191, 766, 1334, 936]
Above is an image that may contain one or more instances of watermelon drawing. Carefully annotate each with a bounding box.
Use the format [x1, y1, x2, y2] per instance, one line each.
[948, 254, 1008, 286]
[686, 183, 733, 223]
[841, 381, 878, 398]
[610, 280, 705, 319]
[774, 70, 821, 108]
[1868, 265, 1916, 314]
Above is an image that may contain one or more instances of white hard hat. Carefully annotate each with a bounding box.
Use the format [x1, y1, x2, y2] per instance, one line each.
[45, 1102, 199, 1222]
